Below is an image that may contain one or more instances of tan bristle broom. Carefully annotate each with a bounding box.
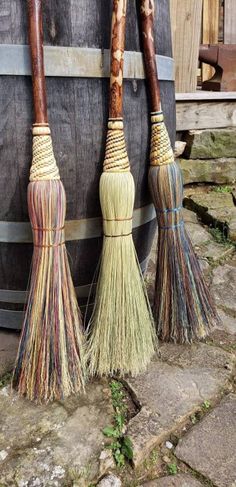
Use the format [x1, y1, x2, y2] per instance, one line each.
[86, 0, 156, 377]
[12, 0, 85, 402]
[139, 0, 220, 343]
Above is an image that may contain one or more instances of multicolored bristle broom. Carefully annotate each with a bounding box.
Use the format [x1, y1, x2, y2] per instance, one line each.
[86, 0, 156, 377]
[139, 0, 220, 343]
[12, 0, 85, 402]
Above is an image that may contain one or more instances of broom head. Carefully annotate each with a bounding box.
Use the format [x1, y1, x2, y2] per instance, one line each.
[13, 125, 85, 402]
[86, 119, 156, 376]
[148, 112, 220, 343]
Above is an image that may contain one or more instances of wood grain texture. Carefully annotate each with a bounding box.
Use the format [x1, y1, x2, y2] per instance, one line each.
[139, 0, 161, 112]
[109, 0, 127, 118]
[28, 0, 48, 123]
[224, 0, 236, 44]
[176, 100, 236, 131]
[202, 0, 219, 82]
[170, 0, 203, 92]
[0, 0, 175, 313]
[176, 91, 236, 100]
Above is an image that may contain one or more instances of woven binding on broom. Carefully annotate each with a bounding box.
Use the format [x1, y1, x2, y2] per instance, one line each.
[30, 124, 60, 181]
[150, 111, 174, 166]
[32, 224, 65, 248]
[103, 119, 130, 172]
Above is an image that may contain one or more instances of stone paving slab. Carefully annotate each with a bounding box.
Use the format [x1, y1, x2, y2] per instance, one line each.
[0, 331, 19, 376]
[217, 309, 236, 336]
[184, 221, 234, 262]
[126, 344, 235, 467]
[186, 192, 234, 210]
[211, 261, 236, 337]
[211, 263, 236, 316]
[175, 394, 236, 487]
[0, 381, 113, 487]
[140, 474, 203, 487]
[184, 192, 236, 242]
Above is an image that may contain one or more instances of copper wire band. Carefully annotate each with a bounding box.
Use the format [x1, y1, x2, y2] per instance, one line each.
[108, 118, 123, 121]
[33, 241, 65, 248]
[103, 217, 132, 222]
[32, 133, 51, 137]
[32, 226, 65, 232]
[104, 232, 132, 238]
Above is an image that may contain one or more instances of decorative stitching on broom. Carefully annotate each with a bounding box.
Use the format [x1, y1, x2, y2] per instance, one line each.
[12, 0, 85, 403]
[86, 0, 156, 378]
[139, 0, 220, 343]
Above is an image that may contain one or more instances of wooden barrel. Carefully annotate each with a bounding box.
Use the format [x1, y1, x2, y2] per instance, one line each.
[0, 0, 175, 329]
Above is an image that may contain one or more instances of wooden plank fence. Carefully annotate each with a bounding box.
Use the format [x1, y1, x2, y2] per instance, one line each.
[202, 0, 219, 82]
[224, 0, 236, 43]
[170, 0, 203, 92]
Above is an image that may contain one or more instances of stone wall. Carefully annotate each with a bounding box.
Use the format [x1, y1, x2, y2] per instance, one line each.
[178, 128, 236, 185]
[177, 128, 236, 242]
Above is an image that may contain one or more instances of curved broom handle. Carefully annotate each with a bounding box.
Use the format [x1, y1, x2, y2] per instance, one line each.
[28, 0, 48, 124]
[109, 0, 128, 119]
[139, 0, 161, 112]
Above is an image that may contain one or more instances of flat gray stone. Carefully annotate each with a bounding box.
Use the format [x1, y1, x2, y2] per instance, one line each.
[182, 208, 199, 224]
[209, 208, 236, 243]
[126, 344, 235, 467]
[0, 388, 68, 452]
[174, 141, 186, 158]
[0, 331, 19, 376]
[217, 309, 236, 336]
[229, 218, 236, 241]
[183, 128, 236, 159]
[0, 381, 113, 486]
[184, 221, 233, 262]
[184, 221, 212, 247]
[140, 474, 203, 486]
[175, 394, 236, 487]
[211, 263, 236, 316]
[97, 475, 122, 487]
[184, 192, 234, 213]
[180, 157, 236, 185]
[184, 192, 236, 242]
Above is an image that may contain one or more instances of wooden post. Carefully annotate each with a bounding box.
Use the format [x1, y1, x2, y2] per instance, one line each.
[170, 0, 203, 92]
[202, 0, 219, 82]
[224, 0, 236, 44]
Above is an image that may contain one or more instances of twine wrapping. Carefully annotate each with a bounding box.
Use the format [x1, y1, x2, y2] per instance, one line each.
[103, 215, 132, 237]
[103, 119, 130, 172]
[31, 223, 65, 248]
[30, 125, 60, 181]
[150, 111, 174, 166]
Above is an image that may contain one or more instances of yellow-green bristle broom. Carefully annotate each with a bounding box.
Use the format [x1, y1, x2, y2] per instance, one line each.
[86, 0, 156, 376]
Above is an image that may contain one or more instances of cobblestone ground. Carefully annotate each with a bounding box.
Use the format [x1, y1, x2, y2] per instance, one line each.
[0, 203, 235, 487]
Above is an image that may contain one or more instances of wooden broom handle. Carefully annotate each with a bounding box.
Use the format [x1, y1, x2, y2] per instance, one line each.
[139, 0, 161, 112]
[109, 0, 128, 119]
[28, 0, 48, 124]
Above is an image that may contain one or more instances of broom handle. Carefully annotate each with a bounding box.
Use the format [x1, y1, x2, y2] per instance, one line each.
[139, 0, 161, 112]
[28, 0, 48, 124]
[109, 0, 128, 119]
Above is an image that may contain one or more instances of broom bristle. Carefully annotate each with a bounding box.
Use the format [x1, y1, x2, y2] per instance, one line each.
[149, 113, 220, 343]
[86, 123, 156, 377]
[13, 131, 85, 402]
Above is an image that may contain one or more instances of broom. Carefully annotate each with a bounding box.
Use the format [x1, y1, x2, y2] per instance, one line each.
[86, 0, 156, 377]
[12, 0, 85, 402]
[139, 0, 219, 343]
